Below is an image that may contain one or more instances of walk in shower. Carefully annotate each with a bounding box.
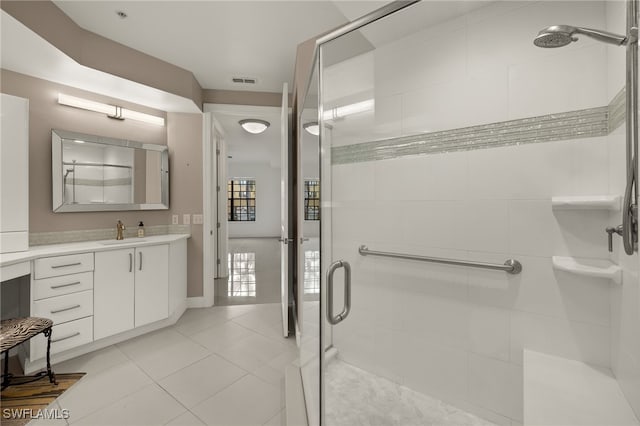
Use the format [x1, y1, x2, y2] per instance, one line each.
[296, 1, 640, 425]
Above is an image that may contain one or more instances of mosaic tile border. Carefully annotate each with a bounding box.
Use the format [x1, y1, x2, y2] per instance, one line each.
[609, 87, 626, 132]
[333, 88, 626, 165]
[30, 224, 191, 246]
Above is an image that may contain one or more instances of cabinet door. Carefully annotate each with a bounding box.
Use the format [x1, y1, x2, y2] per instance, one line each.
[94, 249, 135, 340]
[0, 94, 29, 253]
[135, 244, 169, 327]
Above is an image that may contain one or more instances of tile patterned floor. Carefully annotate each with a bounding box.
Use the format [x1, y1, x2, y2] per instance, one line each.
[45, 303, 294, 426]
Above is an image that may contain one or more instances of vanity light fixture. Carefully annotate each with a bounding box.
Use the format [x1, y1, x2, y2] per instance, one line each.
[303, 122, 320, 136]
[58, 93, 165, 126]
[239, 119, 270, 134]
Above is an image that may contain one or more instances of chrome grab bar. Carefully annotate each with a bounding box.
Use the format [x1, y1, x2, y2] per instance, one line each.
[358, 245, 522, 275]
[326, 260, 351, 325]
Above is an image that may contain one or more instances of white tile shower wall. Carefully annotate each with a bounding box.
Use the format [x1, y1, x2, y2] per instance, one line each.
[607, 0, 640, 417]
[325, 2, 619, 423]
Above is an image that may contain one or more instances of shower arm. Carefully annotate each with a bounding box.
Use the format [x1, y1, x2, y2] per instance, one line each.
[623, 0, 639, 255]
[574, 26, 628, 45]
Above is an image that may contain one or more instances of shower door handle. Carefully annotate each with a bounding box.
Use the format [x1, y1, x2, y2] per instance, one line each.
[326, 260, 351, 325]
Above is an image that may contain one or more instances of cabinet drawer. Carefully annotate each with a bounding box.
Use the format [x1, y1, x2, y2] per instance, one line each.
[33, 271, 93, 300]
[34, 253, 94, 279]
[30, 316, 93, 361]
[32, 290, 93, 325]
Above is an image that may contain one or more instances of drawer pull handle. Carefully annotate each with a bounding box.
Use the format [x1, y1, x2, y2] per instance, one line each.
[51, 262, 82, 269]
[51, 332, 80, 343]
[50, 304, 81, 314]
[50, 281, 81, 290]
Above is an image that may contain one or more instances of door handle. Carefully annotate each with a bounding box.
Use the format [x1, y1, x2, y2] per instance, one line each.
[129, 253, 133, 273]
[139, 252, 143, 271]
[278, 238, 294, 244]
[326, 260, 351, 325]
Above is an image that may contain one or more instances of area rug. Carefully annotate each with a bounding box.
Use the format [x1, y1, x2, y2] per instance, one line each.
[0, 373, 85, 426]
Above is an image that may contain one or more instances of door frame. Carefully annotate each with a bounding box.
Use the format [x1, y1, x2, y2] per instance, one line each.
[201, 111, 227, 307]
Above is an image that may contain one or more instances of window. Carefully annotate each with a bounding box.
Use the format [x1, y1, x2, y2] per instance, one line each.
[304, 179, 320, 221]
[228, 178, 256, 221]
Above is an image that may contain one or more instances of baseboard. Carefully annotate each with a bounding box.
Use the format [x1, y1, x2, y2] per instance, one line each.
[285, 365, 308, 426]
[186, 296, 213, 308]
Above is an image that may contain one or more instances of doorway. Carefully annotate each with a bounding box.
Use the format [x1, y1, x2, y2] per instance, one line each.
[203, 99, 292, 334]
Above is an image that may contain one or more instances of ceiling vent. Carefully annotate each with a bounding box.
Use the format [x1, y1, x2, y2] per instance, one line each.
[232, 77, 257, 85]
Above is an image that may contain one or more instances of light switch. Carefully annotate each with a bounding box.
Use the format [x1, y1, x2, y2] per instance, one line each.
[183, 214, 191, 225]
[172, 215, 179, 225]
[193, 214, 203, 225]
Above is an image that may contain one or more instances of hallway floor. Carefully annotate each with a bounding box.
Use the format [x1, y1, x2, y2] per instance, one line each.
[41, 303, 295, 426]
[215, 238, 281, 306]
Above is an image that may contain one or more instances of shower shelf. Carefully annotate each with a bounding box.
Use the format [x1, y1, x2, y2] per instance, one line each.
[551, 195, 621, 210]
[551, 256, 622, 284]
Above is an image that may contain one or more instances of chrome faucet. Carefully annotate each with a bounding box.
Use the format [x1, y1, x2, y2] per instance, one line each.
[116, 220, 125, 240]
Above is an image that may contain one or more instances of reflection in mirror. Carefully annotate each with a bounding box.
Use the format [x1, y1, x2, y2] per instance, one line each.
[304, 250, 320, 294]
[227, 252, 257, 297]
[52, 129, 168, 212]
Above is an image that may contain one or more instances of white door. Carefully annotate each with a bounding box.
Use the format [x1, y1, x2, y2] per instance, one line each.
[280, 82, 290, 337]
[216, 131, 229, 278]
[134, 244, 169, 327]
[94, 248, 135, 340]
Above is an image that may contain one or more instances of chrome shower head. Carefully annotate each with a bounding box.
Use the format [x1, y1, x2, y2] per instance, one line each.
[534, 24, 627, 48]
[533, 25, 576, 47]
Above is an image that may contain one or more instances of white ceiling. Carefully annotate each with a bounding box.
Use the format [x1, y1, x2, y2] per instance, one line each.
[0, 10, 201, 113]
[204, 104, 284, 166]
[52, 1, 388, 93]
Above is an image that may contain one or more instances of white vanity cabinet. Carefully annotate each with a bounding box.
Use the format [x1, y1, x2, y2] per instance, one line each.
[94, 244, 169, 340]
[30, 252, 95, 361]
[134, 244, 169, 327]
[94, 248, 135, 340]
[0, 94, 29, 254]
[3, 234, 188, 372]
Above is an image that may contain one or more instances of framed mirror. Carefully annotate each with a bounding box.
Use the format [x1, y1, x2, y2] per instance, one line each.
[52, 129, 169, 212]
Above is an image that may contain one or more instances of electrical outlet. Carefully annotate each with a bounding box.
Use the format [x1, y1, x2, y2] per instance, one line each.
[183, 214, 191, 225]
[172, 215, 179, 225]
[193, 214, 203, 225]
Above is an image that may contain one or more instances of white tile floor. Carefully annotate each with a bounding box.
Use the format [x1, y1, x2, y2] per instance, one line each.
[46, 303, 295, 426]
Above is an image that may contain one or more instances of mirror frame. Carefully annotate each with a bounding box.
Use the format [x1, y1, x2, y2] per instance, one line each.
[52, 129, 169, 212]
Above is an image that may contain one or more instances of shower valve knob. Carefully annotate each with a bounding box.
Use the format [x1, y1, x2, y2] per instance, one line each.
[606, 225, 623, 252]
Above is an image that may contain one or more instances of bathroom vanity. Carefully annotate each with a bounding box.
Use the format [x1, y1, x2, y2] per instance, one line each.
[0, 234, 188, 374]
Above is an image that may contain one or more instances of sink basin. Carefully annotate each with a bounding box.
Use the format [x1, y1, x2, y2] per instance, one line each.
[98, 239, 147, 246]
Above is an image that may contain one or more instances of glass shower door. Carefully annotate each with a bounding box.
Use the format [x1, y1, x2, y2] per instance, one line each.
[314, 1, 640, 425]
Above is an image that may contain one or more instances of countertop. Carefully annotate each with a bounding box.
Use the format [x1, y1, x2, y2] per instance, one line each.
[0, 234, 190, 268]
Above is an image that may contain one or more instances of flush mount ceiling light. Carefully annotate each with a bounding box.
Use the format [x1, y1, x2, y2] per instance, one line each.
[239, 119, 270, 134]
[303, 122, 319, 136]
[58, 93, 165, 126]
